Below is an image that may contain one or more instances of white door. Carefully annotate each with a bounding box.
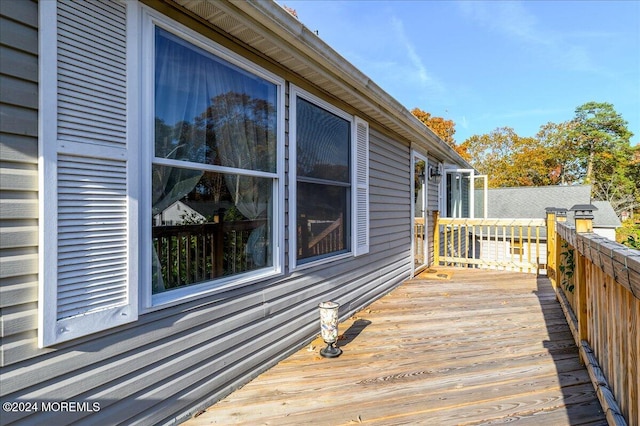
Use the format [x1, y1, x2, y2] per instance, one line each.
[444, 169, 487, 218]
[412, 154, 428, 272]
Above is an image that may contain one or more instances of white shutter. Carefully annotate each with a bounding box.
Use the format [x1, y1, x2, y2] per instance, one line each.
[39, 0, 138, 347]
[353, 117, 370, 256]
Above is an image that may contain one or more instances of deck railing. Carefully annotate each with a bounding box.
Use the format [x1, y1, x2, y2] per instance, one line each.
[434, 213, 546, 274]
[414, 217, 426, 265]
[298, 214, 344, 258]
[548, 210, 639, 426]
[152, 219, 267, 288]
[435, 210, 639, 424]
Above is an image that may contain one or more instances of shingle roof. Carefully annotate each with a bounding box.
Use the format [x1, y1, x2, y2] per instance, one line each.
[480, 185, 621, 228]
[591, 201, 622, 228]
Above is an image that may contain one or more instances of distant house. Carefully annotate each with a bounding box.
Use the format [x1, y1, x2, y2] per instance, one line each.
[154, 200, 206, 226]
[0, 1, 472, 424]
[469, 185, 621, 272]
[589, 200, 623, 241]
[482, 185, 621, 240]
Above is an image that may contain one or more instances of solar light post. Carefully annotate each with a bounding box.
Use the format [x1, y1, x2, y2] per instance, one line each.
[570, 204, 596, 233]
[318, 301, 342, 358]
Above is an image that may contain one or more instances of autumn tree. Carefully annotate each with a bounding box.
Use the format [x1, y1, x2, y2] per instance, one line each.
[410, 107, 464, 152]
[459, 102, 637, 219]
[411, 108, 455, 145]
[459, 127, 558, 187]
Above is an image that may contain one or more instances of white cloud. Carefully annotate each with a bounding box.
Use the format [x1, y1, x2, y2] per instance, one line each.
[385, 15, 447, 105]
[390, 16, 430, 86]
[459, 116, 469, 130]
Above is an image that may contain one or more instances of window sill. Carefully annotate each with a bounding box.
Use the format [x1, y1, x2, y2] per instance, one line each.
[144, 266, 282, 312]
[292, 251, 352, 272]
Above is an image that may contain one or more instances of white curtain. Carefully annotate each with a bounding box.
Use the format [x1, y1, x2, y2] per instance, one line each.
[215, 93, 273, 266]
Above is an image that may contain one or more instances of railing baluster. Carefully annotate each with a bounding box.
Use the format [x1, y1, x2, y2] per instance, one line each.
[435, 217, 547, 273]
[527, 226, 532, 272]
[471, 224, 476, 267]
[518, 225, 524, 272]
[535, 225, 540, 275]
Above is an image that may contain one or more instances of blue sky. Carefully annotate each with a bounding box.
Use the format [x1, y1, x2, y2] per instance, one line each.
[280, 0, 640, 145]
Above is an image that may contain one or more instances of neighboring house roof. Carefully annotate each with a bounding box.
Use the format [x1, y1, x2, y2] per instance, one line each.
[183, 200, 233, 217]
[481, 185, 621, 228]
[591, 201, 622, 229]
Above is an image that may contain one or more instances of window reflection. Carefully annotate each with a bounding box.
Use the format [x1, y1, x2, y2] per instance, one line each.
[151, 27, 277, 294]
[295, 98, 351, 262]
[297, 183, 347, 260]
[154, 27, 277, 172]
[296, 98, 349, 182]
[152, 167, 272, 293]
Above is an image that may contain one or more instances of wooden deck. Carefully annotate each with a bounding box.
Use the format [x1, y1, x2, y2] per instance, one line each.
[184, 268, 606, 425]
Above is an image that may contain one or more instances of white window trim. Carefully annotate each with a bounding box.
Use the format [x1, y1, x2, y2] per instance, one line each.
[289, 85, 368, 271]
[411, 151, 429, 276]
[443, 167, 478, 218]
[138, 5, 286, 310]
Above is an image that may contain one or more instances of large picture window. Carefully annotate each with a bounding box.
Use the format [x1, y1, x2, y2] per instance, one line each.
[150, 26, 282, 298]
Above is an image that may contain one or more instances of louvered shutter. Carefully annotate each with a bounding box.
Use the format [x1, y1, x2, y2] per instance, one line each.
[353, 117, 370, 256]
[39, 0, 138, 347]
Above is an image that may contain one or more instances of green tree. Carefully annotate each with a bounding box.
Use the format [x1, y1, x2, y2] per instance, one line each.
[628, 146, 640, 212]
[535, 121, 579, 185]
[566, 102, 636, 217]
[569, 101, 633, 183]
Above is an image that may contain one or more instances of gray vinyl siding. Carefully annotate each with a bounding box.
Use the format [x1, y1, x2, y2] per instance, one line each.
[0, 0, 413, 418]
[0, 0, 41, 367]
[1, 128, 412, 426]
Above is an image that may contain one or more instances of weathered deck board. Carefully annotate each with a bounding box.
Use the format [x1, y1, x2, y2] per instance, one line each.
[183, 268, 605, 425]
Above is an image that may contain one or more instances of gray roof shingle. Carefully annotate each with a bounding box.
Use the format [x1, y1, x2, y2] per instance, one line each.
[478, 185, 621, 228]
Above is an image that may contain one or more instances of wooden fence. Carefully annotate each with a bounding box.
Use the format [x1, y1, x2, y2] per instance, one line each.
[434, 214, 546, 274]
[548, 210, 640, 426]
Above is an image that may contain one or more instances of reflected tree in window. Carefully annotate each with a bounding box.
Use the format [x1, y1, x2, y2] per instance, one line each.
[151, 27, 278, 294]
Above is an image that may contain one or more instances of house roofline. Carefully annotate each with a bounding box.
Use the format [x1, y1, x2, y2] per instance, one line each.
[171, 0, 472, 167]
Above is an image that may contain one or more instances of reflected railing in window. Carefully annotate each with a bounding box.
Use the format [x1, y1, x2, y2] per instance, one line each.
[152, 218, 268, 292]
[298, 214, 344, 259]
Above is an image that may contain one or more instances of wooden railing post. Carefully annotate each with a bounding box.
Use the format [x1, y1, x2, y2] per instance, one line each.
[553, 209, 567, 296]
[571, 205, 594, 345]
[433, 210, 440, 266]
[545, 208, 557, 290]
